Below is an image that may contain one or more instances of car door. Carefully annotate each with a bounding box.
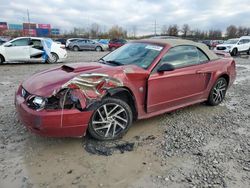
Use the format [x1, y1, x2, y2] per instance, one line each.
[77, 40, 85, 50]
[245, 39, 250, 51]
[4, 38, 30, 61]
[237, 39, 246, 51]
[147, 45, 210, 113]
[29, 39, 44, 59]
[85, 40, 93, 50]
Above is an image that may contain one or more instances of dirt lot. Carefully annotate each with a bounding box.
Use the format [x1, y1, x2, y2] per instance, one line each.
[0, 51, 249, 188]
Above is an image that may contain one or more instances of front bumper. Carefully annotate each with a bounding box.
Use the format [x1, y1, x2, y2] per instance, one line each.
[215, 47, 231, 53]
[15, 92, 93, 137]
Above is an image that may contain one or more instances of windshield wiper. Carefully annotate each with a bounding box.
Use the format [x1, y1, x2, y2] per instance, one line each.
[98, 58, 122, 66]
[98, 58, 108, 64]
[106, 60, 123, 66]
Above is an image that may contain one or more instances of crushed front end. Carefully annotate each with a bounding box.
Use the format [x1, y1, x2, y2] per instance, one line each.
[15, 72, 124, 137]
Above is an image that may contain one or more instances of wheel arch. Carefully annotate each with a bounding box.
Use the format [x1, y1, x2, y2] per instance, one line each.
[96, 46, 103, 50]
[218, 73, 230, 86]
[106, 87, 138, 120]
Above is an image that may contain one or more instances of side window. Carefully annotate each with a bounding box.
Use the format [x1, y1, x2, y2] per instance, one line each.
[157, 45, 200, 70]
[11, 38, 29, 46]
[79, 40, 86, 43]
[244, 39, 250, 43]
[238, 39, 244, 44]
[197, 48, 209, 62]
[31, 39, 42, 47]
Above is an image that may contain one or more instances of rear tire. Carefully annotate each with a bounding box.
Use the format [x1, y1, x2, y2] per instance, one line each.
[0, 55, 4, 64]
[230, 48, 238, 56]
[88, 97, 133, 141]
[47, 52, 59, 64]
[73, 46, 79, 51]
[207, 77, 228, 106]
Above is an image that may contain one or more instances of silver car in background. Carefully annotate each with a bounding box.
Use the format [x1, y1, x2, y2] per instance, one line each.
[68, 39, 106, 51]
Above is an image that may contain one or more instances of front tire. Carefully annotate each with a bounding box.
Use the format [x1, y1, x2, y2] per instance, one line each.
[95, 46, 102, 52]
[47, 52, 59, 64]
[207, 77, 228, 106]
[230, 48, 238, 56]
[88, 97, 133, 141]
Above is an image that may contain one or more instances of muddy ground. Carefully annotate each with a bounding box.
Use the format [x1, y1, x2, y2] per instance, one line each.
[0, 51, 249, 188]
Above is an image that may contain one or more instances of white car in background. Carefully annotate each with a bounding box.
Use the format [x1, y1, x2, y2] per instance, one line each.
[215, 36, 250, 56]
[0, 37, 67, 64]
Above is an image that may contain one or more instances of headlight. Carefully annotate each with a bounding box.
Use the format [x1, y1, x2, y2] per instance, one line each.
[21, 88, 26, 97]
[32, 96, 46, 110]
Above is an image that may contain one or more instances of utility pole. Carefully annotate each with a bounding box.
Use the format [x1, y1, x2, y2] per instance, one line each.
[27, 9, 30, 36]
[154, 20, 157, 36]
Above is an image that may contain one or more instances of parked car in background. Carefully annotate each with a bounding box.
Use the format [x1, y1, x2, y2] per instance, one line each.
[200, 40, 212, 49]
[108, 39, 127, 51]
[55, 38, 67, 45]
[215, 36, 250, 56]
[15, 39, 236, 140]
[210, 40, 224, 49]
[0, 38, 8, 45]
[66, 38, 83, 48]
[0, 37, 67, 64]
[68, 39, 105, 51]
[98, 39, 110, 50]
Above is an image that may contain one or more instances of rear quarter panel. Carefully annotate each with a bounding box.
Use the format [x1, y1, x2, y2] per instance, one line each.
[202, 57, 236, 98]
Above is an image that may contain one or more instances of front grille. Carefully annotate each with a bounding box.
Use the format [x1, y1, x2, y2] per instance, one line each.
[217, 46, 226, 50]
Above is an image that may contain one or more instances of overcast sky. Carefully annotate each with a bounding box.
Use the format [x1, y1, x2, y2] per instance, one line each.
[0, 0, 250, 35]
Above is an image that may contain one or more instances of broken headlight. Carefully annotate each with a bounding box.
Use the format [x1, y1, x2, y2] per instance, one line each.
[27, 96, 47, 111]
[45, 89, 85, 111]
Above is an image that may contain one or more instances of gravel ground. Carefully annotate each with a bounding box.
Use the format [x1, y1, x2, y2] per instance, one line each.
[0, 51, 249, 188]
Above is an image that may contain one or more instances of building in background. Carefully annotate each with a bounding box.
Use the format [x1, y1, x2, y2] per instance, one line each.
[0, 22, 8, 35]
[36, 24, 51, 37]
[51, 28, 60, 35]
[8, 24, 23, 30]
[0, 21, 60, 37]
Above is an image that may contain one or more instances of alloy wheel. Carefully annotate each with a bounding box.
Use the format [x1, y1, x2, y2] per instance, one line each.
[212, 79, 227, 104]
[91, 103, 129, 138]
[47, 53, 58, 63]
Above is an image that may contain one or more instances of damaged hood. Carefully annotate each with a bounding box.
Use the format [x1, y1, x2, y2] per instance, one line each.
[22, 62, 149, 97]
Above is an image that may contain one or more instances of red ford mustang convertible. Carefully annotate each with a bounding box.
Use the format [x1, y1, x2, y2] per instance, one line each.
[15, 39, 236, 140]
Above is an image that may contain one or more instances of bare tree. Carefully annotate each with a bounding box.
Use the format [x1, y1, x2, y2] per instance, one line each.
[131, 25, 137, 38]
[208, 29, 222, 39]
[168, 24, 178, 36]
[182, 24, 190, 37]
[226, 25, 237, 38]
[90, 23, 100, 38]
[108, 25, 127, 39]
[161, 25, 168, 35]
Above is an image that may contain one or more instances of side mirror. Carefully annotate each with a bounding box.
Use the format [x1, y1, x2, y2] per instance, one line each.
[4, 43, 12, 47]
[157, 63, 175, 72]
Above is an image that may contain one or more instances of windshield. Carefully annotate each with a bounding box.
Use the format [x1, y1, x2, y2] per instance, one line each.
[224, 39, 238, 44]
[102, 43, 163, 69]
